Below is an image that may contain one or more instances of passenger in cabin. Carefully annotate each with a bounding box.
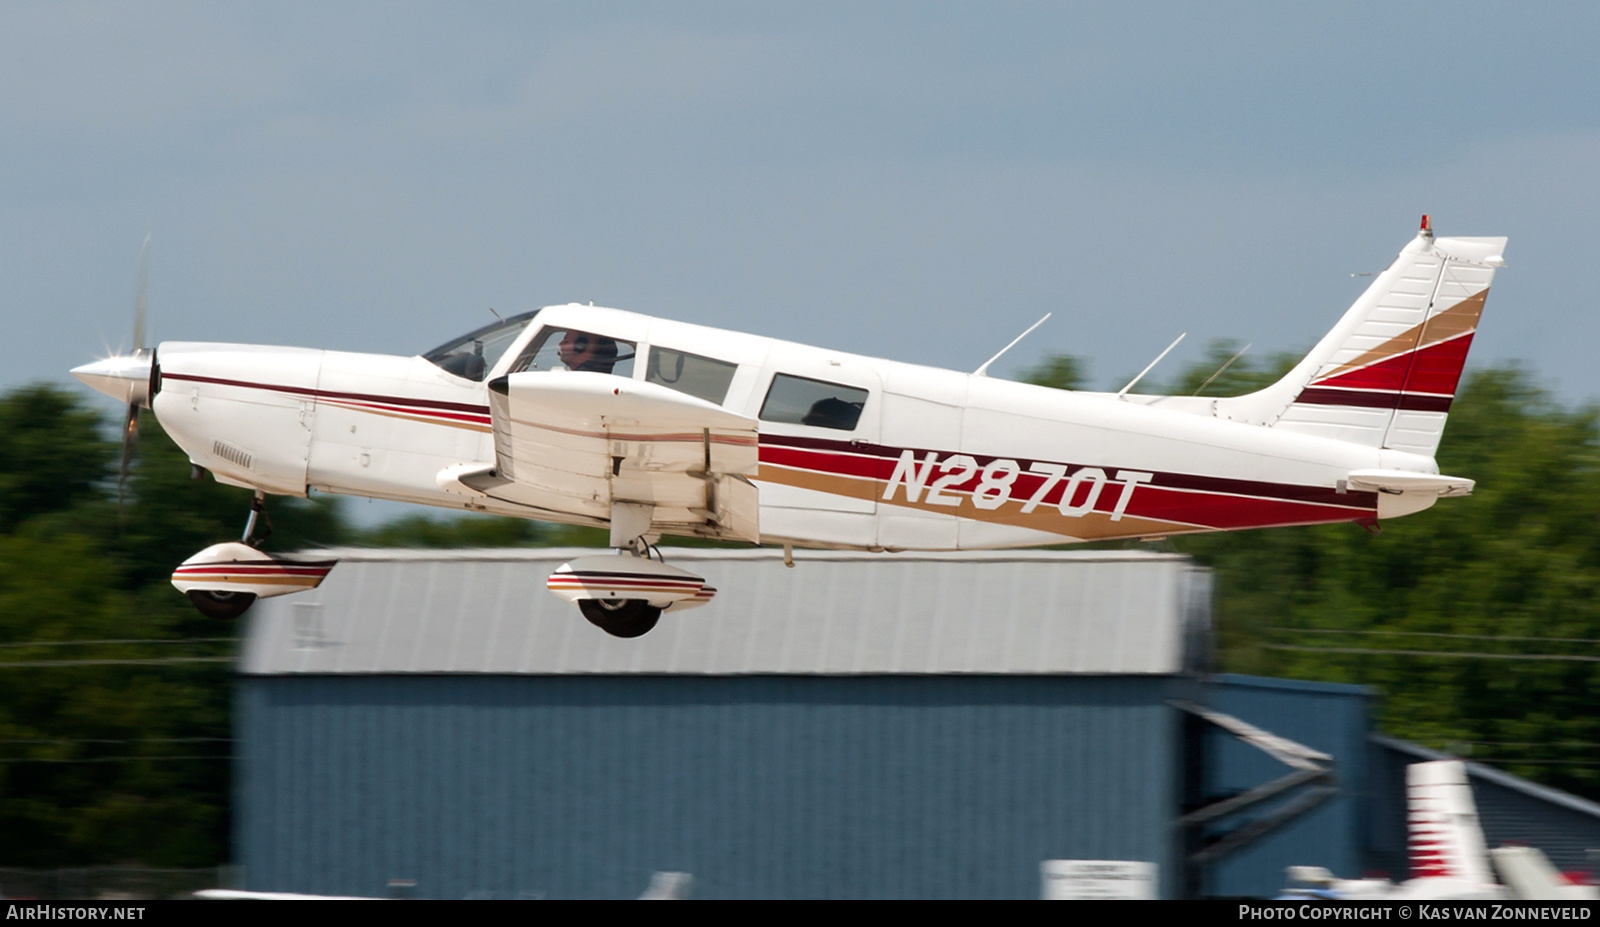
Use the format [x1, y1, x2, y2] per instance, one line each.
[801, 396, 864, 430]
[558, 331, 620, 374]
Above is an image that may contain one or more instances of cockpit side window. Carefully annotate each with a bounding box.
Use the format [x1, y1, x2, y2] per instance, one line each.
[422, 311, 539, 382]
[646, 347, 738, 405]
[760, 374, 868, 431]
[508, 327, 637, 377]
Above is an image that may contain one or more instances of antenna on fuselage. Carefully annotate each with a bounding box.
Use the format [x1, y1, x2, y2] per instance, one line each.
[1191, 343, 1251, 396]
[1117, 332, 1186, 400]
[973, 313, 1051, 377]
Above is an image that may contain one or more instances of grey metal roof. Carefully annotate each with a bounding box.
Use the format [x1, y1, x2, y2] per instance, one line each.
[240, 547, 1210, 676]
[1372, 733, 1600, 822]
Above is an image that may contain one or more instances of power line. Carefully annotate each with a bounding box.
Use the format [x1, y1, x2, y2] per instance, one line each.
[1448, 740, 1600, 749]
[0, 656, 233, 669]
[1262, 644, 1600, 662]
[0, 737, 232, 745]
[1269, 627, 1600, 646]
[0, 638, 237, 649]
[0, 755, 231, 765]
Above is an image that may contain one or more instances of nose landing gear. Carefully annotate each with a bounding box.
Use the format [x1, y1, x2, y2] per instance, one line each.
[171, 492, 337, 619]
[187, 588, 257, 621]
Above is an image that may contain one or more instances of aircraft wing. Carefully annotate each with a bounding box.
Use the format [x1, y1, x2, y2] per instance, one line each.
[440, 371, 760, 543]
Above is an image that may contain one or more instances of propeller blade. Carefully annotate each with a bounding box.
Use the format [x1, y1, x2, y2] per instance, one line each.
[133, 232, 149, 353]
[118, 401, 140, 516]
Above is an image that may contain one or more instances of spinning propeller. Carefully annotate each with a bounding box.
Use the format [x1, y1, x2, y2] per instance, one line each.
[71, 234, 157, 516]
[119, 234, 150, 508]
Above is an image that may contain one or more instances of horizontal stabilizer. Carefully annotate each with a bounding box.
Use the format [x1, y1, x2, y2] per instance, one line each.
[1491, 847, 1600, 901]
[1346, 469, 1474, 497]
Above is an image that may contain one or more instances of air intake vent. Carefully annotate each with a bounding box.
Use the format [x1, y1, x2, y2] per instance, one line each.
[212, 440, 254, 470]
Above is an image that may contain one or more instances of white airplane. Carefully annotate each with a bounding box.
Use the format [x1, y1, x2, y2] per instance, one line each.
[73, 217, 1505, 637]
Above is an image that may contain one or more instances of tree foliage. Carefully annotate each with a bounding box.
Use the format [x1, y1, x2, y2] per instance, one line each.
[0, 387, 112, 534]
[353, 512, 550, 548]
[1020, 354, 1090, 391]
[0, 388, 348, 866]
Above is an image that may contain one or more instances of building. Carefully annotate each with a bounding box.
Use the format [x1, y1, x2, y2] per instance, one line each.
[231, 547, 1560, 899]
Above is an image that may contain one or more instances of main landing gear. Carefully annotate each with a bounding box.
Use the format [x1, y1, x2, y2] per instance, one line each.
[577, 597, 663, 639]
[546, 537, 716, 639]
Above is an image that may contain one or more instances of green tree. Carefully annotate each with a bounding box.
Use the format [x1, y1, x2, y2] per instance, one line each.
[0, 388, 248, 865]
[0, 386, 113, 534]
[0, 532, 230, 866]
[1166, 339, 1298, 397]
[1020, 354, 1089, 391]
[353, 511, 551, 548]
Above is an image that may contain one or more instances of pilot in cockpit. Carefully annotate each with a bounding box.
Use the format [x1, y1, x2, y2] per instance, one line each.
[556, 330, 620, 374]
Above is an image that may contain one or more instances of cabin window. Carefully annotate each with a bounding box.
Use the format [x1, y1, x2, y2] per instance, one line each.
[421, 310, 539, 382]
[646, 347, 738, 405]
[508, 328, 637, 377]
[760, 374, 868, 431]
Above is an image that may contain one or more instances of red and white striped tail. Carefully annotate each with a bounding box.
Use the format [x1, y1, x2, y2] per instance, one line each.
[1406, 760, 1494, 885]
[1222, 221, 1506, 458]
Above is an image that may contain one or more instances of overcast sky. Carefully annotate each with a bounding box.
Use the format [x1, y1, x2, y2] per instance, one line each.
[9, 3, 1599, 419]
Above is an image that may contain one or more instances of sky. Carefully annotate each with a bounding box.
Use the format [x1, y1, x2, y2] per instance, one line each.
[6, 2, 1599, 523]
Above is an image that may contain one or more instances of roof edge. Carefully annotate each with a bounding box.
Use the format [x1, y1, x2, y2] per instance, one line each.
[1372, 732, 1600, 822]
[287, 545, 1199, 565]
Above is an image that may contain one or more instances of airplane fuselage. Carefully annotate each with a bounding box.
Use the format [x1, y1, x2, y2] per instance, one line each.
[70, 223, 1502, 633]
[147, 302, 1416, 551]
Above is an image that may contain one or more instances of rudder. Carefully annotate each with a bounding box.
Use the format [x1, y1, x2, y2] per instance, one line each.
[1220, 218, 1506, 457]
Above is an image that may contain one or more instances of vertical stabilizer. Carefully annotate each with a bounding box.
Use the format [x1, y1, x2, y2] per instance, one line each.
[1219, 220, 1506, 457]
[1408, 760, 1495, 885]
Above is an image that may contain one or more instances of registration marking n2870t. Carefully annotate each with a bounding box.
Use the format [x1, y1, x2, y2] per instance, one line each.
[882, 450, 1153, 521]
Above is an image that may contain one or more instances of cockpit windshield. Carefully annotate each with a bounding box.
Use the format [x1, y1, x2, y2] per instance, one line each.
[421, 310, 539, 381]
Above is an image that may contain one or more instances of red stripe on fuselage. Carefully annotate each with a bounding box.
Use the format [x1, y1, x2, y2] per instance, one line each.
[757, 435, 1377, 532]
[161, 373, 493, 425]
[161, 372, 1380, 532]
[757, 435, 1374, 511]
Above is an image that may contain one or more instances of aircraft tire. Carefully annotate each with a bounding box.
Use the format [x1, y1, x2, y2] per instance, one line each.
[187, 589, 258, 620]
[578, 598, 662, 638]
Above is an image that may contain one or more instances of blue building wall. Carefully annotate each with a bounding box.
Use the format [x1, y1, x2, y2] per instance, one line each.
[237, 674, 1184, 899]
[1203, 674, 1374, 898]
